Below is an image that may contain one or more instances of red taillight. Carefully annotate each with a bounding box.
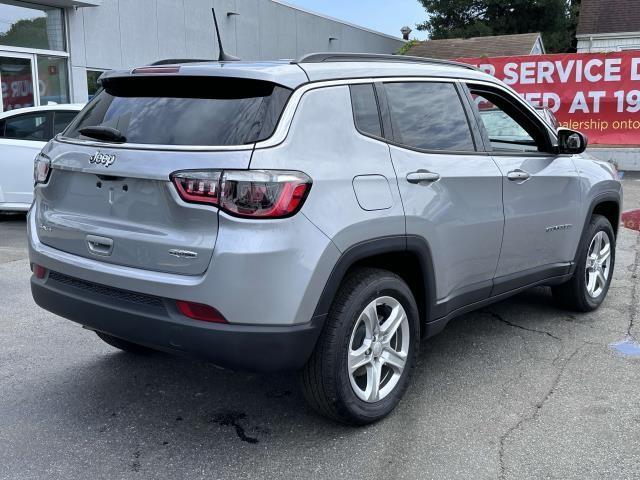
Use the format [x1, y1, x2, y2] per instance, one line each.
[172, 171, 221, 205]
[34, 153, 51, 185]
[33, 264, 47, 279]
[176, 300, 227, 323]
[171, 170, 311, 219]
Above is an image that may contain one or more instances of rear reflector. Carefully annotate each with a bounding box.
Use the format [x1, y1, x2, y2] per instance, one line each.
[33, 264, 47, 279]
[176, 300, 227, 323]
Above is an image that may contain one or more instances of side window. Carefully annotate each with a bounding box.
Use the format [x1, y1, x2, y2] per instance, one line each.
[53, 111, 79, 137]
[349, 84, 382, 138]
[384, 81, 475, 152]
[470, 87, 550, 153]
[4, 113, 50, 141]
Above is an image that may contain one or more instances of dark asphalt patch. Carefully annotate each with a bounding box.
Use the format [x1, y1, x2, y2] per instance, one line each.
[209, 411, 260, 444]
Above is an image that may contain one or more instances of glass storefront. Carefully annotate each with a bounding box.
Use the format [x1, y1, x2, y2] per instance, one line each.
[0, 2, 65, 51]
[0, 55, 34, 110]
[0, 2, 69, 111]
[86, 69, 105, 100]
[37, 55, 69, 105]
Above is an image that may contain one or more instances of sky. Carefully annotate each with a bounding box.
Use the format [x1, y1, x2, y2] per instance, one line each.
[284, 0, 430, 40]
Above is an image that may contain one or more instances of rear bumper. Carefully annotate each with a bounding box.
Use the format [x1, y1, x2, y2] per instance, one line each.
[31, 272, 324, 372]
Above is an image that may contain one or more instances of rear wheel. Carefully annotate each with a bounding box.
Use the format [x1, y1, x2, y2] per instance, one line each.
[95, 331, 154, 354]
[552, 214, 615, 311]
[301, 268, 419, 425]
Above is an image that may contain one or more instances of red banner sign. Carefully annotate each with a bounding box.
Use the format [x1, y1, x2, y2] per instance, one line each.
[458, 52, 640, 145]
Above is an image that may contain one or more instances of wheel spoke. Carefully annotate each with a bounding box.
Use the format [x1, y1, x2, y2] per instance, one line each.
[381, 347, 406, 374]
[360, 301, 379, 335]
[593, 232, 603, 256]
[587, 271, 597, 294]
[348, 342, 371, 374]
[596, 270, 606, 289]
[380, 304, 405, 339]
[599, 242, 611, 264]
[365, 360, 383, 402]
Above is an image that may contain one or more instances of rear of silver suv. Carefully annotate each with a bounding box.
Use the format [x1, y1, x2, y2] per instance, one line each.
[29, 64, 334, 369]
[29, 56, 621, 425]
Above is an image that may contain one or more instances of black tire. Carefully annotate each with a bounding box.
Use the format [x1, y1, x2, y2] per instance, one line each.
[552, 214, 616, 312]
[95, 331, 154, 354]
[301, 267, 420, 425]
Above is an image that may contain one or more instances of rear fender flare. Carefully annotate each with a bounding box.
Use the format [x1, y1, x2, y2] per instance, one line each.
[311, 235, 436, 326]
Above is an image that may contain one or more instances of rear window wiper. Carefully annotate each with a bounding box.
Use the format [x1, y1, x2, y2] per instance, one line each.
[78, 125, 127, 143]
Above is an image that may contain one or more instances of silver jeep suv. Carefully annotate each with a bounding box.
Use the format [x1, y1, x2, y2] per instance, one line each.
[28, 53, 622, 424]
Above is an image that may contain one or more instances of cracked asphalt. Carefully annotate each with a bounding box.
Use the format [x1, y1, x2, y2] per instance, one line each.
[1, 175, 640, 480]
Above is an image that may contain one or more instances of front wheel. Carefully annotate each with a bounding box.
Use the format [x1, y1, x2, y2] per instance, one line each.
[301, 268, 420, 425]
[553, 214, 615, 312]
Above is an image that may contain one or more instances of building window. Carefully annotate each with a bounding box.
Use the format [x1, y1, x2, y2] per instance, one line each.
[86, 70, 106, 100]
[0, 56, 34, 110]
[0, 2, 65, 52]
[37, 56, 69, 105]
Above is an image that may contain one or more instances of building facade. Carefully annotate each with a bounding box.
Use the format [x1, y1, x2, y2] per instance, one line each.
[405, 33, 545, 60]
[576, 0, 640, 53]
[0, 0, 403, 109]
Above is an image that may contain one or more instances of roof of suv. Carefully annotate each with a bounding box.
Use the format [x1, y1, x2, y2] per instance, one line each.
[99, 53, 498, 90]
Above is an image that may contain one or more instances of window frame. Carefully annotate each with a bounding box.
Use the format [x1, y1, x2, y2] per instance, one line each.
[377, 78, 481, 155]
[1, 110, 53, 141]
[462, 81, 559, 157]
[349, 83, 385, 141]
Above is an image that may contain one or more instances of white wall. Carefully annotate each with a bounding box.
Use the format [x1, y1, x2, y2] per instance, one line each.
[66, 0, 404, 101]
[577, 33, 640, 53]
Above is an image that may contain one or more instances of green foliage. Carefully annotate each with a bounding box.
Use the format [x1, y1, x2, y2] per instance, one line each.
[416, 0, 581, 53]
[0, 17, 50, 50]
[397, 39, 419, 55]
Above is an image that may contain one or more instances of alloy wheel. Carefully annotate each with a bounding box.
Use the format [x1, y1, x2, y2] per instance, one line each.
[585, 230, 611, 298]
[347, 296, 410, 403]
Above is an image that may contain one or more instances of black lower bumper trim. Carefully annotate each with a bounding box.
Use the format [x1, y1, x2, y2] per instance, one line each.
[31, 276, 324, 373]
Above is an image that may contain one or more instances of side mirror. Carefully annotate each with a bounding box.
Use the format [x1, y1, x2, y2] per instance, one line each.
[557, 128, 588, 155]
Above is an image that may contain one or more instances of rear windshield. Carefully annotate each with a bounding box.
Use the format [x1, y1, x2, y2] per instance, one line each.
[63, 76, 292, 146]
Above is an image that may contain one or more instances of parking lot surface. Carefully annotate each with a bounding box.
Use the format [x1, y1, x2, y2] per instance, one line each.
[1, 176, 639, 480]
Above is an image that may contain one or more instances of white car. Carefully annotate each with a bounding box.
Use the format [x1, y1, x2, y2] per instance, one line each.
[0, 104, 84, 211]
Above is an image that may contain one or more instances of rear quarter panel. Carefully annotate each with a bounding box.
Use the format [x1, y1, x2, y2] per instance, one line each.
[573, 155, 622, 240]
[250, 85, 405, 252]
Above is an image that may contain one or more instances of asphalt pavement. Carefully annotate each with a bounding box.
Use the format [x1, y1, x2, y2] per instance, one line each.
[1, 176, 639, 480]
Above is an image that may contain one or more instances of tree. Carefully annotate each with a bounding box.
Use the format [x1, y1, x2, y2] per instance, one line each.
[416, 0, 581, 53]
[0, 17, 50, 50]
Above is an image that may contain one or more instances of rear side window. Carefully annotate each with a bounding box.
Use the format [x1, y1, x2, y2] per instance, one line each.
[53, 111, 78, 136]
[384, 82, 475, 152]
[64, 77, 292, 146]
[350, 84, 382, 138]
[3, 112, 51, 141]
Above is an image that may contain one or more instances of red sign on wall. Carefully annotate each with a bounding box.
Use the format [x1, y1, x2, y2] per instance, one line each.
[458, 52, 640, 145]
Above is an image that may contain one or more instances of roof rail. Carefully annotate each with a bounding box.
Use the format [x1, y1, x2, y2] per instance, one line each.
[149, 58, 213, 66]
[294, 52, 479, 71]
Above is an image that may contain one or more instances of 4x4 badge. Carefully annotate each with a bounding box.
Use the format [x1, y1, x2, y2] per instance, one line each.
[89, 152, 116, 168]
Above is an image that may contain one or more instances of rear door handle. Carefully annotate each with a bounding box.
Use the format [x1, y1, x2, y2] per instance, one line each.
[406, 170, 440, 184]
[507, 169, 531, 182]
